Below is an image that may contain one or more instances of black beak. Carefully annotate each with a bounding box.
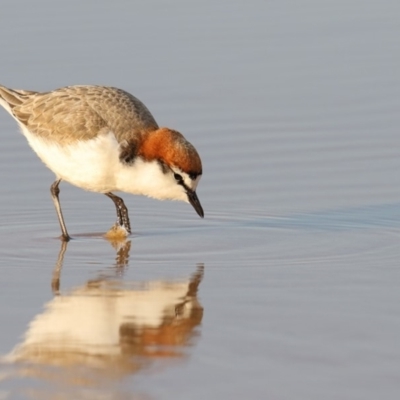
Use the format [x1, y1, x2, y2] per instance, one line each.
[187, 189, 204, 218]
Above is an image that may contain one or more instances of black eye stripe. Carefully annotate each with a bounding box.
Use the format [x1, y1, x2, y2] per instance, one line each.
[174, 173, 199, 181]
[174, 173, 183, 182]
[173, 173, 191, 191]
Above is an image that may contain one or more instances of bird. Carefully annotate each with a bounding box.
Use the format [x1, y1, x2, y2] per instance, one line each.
[0, 84, 204, 241]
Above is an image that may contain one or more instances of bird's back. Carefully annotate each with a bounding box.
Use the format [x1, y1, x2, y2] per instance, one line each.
[0, 85, 159, 144]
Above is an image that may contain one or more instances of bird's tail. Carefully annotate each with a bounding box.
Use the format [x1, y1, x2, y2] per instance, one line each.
[0, 85, 36, 116]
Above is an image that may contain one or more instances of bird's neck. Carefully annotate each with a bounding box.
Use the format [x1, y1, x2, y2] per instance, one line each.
[115, 157, 186, 202]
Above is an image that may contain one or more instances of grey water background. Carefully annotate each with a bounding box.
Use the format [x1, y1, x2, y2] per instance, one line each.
[0, 1, 399, 399]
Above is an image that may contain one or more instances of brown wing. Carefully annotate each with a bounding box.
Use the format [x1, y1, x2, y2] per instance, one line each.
[12, 86, 159, 145]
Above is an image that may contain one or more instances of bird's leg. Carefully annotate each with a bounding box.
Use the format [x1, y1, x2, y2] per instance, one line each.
[105, 192, 131, 234]
[50, 179, 71, 242]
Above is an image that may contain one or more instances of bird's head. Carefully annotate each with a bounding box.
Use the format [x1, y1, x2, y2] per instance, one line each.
[167, 165, 203, 218]
[120, 128, 204, 217]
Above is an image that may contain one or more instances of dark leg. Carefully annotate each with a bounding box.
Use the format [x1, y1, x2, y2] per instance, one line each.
[105, 192, 131, 234]
[50, 179, 70, 241]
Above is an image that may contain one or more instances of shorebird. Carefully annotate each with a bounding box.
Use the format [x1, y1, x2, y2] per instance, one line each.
[0, 85, 203, 241]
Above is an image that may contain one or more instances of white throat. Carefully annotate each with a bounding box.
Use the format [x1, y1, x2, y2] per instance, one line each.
[116, 158, 187, 202]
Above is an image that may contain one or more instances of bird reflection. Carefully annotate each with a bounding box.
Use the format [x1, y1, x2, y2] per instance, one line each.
[7, 239, 204, 388]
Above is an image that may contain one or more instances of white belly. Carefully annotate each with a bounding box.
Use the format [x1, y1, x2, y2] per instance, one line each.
[21, 127, 121, 193]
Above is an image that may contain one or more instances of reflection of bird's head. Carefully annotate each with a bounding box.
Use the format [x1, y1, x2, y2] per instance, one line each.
[119, 266, 204, 356]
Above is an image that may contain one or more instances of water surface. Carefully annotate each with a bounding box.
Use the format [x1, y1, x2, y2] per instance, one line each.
[0, 1, 400, 399]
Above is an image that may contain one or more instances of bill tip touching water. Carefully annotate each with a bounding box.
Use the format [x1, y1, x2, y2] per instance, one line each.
[0, 84, 204, 241]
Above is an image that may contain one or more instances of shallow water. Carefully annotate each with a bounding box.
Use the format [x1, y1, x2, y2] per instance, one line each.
[0, 1, 400, 399]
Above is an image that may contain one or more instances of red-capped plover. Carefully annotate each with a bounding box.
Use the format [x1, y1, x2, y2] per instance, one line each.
[0, 85, 203, 241]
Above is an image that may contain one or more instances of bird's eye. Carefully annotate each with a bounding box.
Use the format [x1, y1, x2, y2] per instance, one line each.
[174, 173, 183, 182]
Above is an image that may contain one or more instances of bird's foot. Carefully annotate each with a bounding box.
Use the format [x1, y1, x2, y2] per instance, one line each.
[59, 234, 71, 242]
[105, 223, 131, 241]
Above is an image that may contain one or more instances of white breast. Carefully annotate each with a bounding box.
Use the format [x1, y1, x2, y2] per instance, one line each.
[20, 126, 122, 193]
